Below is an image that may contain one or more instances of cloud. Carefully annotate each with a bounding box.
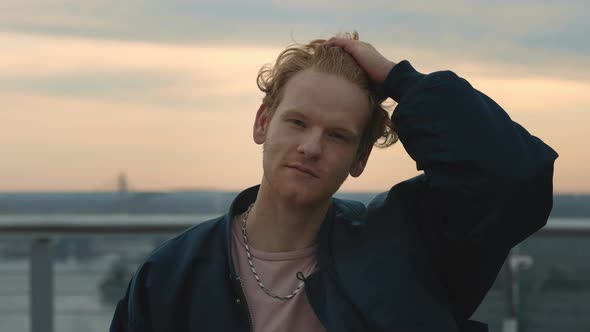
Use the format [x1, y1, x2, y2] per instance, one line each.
[3, 30, 589, 114]
[1, 0, 588, 66]
[0, 32, 278, 109]
[1, 3, 588, 192]
[0, 71, 179, 98]
[0, 69, 259, 110]
[468, 76, 590, 114]
[0, 32, 278, 75]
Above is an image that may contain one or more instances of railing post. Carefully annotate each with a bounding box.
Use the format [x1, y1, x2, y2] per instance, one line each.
[503, 245, 534, 332]
[30, 237, 54, 332]
[502, 245, 534, 332]
[503, 246, 519, 332]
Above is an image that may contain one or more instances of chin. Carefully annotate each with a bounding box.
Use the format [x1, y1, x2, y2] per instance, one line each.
[279, 181, 336, 207]
[262, 166, 340, 206]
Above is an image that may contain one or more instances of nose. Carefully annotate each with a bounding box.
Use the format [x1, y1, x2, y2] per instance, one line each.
[297, 130, 322, 159]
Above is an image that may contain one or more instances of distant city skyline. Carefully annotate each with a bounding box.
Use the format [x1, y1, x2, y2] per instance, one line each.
[1, 1, 589, 193]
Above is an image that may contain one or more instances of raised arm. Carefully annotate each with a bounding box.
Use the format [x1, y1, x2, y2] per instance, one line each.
[325, 38, 558, 319]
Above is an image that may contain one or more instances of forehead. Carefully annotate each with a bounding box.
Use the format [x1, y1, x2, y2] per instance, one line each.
[276, 69, 370, 132]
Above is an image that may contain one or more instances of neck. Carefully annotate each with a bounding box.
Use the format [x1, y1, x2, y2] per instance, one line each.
[243, 182, 330, 252]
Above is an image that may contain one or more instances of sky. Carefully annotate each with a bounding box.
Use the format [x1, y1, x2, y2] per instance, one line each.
[1, 0, 589, 193]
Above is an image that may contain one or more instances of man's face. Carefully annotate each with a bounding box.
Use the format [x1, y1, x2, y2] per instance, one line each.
[253, 68, 372, 205]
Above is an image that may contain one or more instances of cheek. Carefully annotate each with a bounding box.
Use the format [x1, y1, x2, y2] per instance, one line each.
[329, 146, 357, 167]
[320, 153, 353, 184]
[264, 126, 298, 154]
[261, 139, 287, 172]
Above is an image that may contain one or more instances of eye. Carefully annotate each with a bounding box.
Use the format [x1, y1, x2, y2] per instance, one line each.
[288, 119, 306, 127]
[328, 132, 347, 141]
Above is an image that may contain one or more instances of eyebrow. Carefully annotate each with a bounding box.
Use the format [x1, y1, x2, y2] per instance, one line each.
[281, 109, 308, 119]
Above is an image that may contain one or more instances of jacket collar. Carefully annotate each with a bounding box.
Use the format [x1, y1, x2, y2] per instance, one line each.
[332, 197, 368, 227]
[224, 185, 259, 278]
[223, 185, 368, 276]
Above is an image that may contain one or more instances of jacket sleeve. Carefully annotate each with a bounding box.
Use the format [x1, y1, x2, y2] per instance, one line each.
[109, 263, 154, 332]
[384, 61, 558, 320]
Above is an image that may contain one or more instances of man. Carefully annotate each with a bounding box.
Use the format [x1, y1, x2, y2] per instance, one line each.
[110, 33, 558, 332]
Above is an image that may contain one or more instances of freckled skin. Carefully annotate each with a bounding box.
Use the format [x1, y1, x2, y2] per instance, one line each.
[253, 69, 372, 206]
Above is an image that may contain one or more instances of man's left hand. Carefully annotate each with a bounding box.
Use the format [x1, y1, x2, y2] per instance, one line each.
[323, 37, 396, 85]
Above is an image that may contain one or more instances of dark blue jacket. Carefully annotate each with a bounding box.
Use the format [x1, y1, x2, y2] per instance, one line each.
[110, 61, 558, 332]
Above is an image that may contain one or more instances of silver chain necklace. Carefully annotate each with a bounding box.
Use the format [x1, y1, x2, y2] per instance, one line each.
[241, 203, 316, 301]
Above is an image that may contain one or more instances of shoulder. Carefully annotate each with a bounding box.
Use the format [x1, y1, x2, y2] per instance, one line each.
[137, 215, 228, 285]
[153, 216, 225, 257]
[114, 215, 231, 329]
[368, 174, 427, 210]
[330, 175, 428, 226]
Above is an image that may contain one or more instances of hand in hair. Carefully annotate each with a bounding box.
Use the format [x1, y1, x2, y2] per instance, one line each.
[323, 37, 396, 85]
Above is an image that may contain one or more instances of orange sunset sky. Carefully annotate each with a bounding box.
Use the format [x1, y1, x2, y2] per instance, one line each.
[1, 1, 589, 193]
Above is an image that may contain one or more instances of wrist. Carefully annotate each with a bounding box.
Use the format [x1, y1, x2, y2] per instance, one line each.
[377, 60, 397, 84]
[381, 60, 425, 102]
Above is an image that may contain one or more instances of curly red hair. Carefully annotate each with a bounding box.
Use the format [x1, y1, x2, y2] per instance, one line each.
[256, 32, 398, 155]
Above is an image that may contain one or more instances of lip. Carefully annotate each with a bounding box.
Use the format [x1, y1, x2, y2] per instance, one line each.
[287, 164, 319, 178]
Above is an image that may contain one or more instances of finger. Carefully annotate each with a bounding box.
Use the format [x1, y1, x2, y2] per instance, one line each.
[325, 40, 360, 56]
[323, 37, 352, 49]
[322, 37, 338, 48]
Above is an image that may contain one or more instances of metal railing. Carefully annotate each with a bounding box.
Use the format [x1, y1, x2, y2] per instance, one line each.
[1, 217, 589, 332]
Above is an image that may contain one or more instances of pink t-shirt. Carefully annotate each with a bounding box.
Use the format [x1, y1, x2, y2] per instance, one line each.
[231, 216, 326, 332]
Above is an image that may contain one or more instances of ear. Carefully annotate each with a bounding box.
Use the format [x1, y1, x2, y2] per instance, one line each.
[349, 145, 373, 178]
[253, 104, 270, 145]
